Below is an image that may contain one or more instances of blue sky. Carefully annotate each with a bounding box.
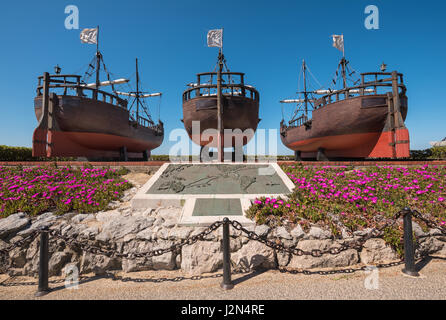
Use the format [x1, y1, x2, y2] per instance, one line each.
[0, 0, 445, 155]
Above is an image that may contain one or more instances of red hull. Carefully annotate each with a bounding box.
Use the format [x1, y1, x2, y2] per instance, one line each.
[33, 94, 163, 158]
[281, 94, 410, 159]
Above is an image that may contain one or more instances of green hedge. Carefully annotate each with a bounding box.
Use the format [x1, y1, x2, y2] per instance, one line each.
[410, 146, 446, 160]
[431, 146, 446, 160]
[0, 145, 75, 162]
[0, 145, 34, 161]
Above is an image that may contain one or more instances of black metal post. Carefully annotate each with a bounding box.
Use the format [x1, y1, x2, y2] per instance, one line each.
[220, 218, 234, 290]
[35, 227, 51, 297]
[402, 208, 420, 277]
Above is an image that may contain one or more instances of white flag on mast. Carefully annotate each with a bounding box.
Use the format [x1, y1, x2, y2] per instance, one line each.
[80, 28, 98, 44]
[332, 34, 344, 53]
[207, 29, 223, 48]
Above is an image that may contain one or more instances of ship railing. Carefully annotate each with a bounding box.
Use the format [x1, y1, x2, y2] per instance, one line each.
[37, 74, 128, 109]
[133, 115, 163, 133]
[288, 115, 310, 128]
[196, 72, 246, 88]
[137, 116, 154, 128]
[313, 71, 406, 110]
[183, 83, 259, 102]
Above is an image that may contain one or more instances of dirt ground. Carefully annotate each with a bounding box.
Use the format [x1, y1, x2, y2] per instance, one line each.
[122, 172, 153, 186]
[1, 258, 445, 300]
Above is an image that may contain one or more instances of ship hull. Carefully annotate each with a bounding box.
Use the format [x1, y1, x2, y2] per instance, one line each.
[281, 94, 409, 159]
[33, 95, 163, 158]
[182, 96, 259, 148]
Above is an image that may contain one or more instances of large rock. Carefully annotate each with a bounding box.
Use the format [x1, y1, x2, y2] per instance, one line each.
[359, 238, 399, 264]
[122, 257, 151, 273]
[0, 213, 30, 239]
[71, 214, 95, 224]
[79, 252, 121, 275]
[231, 240, 276, 270]
[274, 226, 292, 240]
[181, 241, 222, 275]
[290, 225, 305, 240]
[254, 225, 270, 237]
[153, 251, 176, 270]
[49, 251, 73, 276]
[156, 207, 182, 221]
[96, 216, 154, 241]
[416, 237, 446, 257]
[305, 227, 332, 240]
[95, 210, 123, 223]
[18, 212, 58, 236]
[8, 247, 27, 268]
[120, 240, 154, 272]
[22, 238, 40, 276]
[288, 240, 358, 269]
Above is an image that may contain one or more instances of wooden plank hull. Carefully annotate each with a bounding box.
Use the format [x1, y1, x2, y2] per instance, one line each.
[33, 95, 163, 158]
[182, 96, 259, 147]
[281, 94, 409, 159]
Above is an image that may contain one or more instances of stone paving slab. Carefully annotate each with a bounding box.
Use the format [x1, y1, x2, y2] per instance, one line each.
[192, 199, 243, 217]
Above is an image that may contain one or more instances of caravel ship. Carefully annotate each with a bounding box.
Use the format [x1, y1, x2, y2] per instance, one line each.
[280, 36, 409, 160]
[182, 29, 260, 161]
[32, 27, 164, 160]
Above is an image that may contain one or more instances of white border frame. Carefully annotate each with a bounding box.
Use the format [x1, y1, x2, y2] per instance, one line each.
[131, 162, 295, 225]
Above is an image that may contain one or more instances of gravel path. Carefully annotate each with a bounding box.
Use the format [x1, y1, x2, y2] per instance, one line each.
[1, 259, 445, 300]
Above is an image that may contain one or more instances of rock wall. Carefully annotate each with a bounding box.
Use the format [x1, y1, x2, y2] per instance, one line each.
[1, 203, 446, 277]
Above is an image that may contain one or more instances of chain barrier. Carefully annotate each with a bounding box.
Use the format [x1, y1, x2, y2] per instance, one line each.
[1, 207, 445, 291]
[278, 260, 405, 276]
[228, 211, 403, 258]
[0, 230, 40, 257]
[47, 220, 223, 259]
[411, 209, 446, 237]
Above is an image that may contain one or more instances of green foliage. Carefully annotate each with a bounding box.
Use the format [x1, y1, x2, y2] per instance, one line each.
[246, 165, 446, 255]
[0, 145, 75, 162]
[410, 146, 446, 160]
[431, 146, 446, 160]
[0, 166, 132, 217]
[410, 149, 433, 160]
[0, 145, 34, 161]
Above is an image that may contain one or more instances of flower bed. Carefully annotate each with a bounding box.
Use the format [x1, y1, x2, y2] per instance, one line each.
[246, 165, 446, 254]
[0, 165, 132, 217]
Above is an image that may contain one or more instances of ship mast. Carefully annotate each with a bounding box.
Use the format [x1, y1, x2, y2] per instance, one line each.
[341, 57, 347, 89]
[217, 48, 224, 162]
[94, 25, 101, 99]
[340, 34, 347, 88]
[136, 58, 140, 122]
[302, 59, 308, 118]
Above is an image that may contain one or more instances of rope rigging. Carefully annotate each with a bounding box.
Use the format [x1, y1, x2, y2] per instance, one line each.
[76, 52, 162, 126]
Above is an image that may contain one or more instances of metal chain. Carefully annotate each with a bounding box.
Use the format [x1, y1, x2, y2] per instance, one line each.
[0, 230, 40, 256]
[48, 221, 223, 259]
[411, 209, 446, 236]
[228, 211, 403, 258]
[1, 208, 444, 278]
[278, 260, 404, 276]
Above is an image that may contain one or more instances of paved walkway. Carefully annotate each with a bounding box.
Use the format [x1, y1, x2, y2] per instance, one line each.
[1, 258, 445, 300]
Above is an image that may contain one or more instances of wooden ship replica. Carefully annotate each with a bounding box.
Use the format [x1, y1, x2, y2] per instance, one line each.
[280, 56, 409, 160]
[182, 50, 260, 161]
[33, 30, 163, 161]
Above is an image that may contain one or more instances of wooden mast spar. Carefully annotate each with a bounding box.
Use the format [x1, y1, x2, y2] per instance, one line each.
[217, 48, 224, 162]
[93, 25, 101, 100]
